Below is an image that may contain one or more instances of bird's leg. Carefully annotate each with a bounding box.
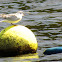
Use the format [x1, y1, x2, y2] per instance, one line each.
[11, 23, 17, 26]
[11, 23, 14, 25]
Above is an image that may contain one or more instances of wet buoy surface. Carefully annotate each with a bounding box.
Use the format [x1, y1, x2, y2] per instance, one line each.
[0, 25, 38, 56]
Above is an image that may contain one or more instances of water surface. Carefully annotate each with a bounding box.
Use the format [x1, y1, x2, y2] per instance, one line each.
[0, 0, 62, 61]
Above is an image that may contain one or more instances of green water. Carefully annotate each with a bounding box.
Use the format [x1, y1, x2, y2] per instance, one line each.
[0, 0, 62, 61]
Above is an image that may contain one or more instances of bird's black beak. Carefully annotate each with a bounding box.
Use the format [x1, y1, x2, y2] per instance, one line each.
[23, 12, 30, 15]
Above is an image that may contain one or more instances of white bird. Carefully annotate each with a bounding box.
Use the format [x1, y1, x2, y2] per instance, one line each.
[0, 11, 24, 25]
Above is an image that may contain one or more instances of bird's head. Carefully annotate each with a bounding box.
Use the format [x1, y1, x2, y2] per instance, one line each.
[17, 11, 24, 16]
[17, 11, 30, 16]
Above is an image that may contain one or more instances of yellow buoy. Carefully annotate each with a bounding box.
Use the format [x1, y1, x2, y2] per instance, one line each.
[0, 25, 38, 56]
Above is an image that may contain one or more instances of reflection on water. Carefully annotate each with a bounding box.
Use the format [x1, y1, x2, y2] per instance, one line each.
[0, 53, 39, 62]
[0, 0, 62, 61]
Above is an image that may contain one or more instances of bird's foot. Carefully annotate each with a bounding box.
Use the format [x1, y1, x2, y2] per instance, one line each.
[11, 23, 17, 26]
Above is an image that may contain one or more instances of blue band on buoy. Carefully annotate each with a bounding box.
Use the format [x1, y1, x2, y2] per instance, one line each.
[43, 47, 62, 55]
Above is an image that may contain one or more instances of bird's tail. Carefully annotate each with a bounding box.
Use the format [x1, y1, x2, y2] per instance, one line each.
[0, 21, 3, 22]
[0, 14, 6, 18]
[0, 14, 3, 17]
[0, 19, 4, 22]
[0, 14, 6, 22]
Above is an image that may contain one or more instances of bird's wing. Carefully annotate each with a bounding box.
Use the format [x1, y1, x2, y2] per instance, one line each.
[0, 14, 19, 21]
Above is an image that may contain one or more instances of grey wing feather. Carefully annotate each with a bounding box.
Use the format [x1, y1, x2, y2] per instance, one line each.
[0, 14, 19, 21]
[5, 15, 19, 21]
